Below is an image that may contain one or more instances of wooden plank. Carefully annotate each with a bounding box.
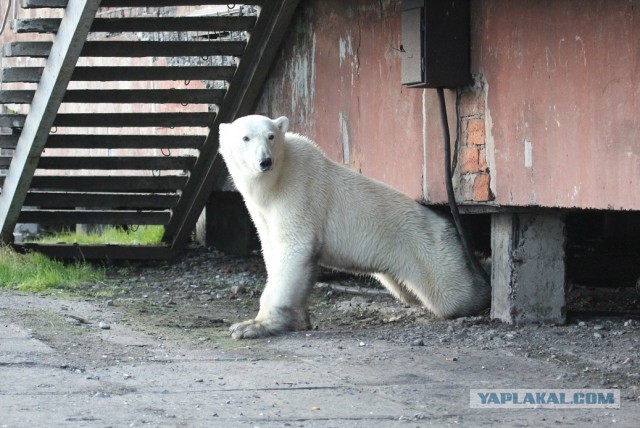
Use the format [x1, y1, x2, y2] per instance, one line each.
[1, 66, 236, 83]
[0, 135, 18, 149]
[0, 113, 214, 128]
[0, 91, 33, 104]
[20, 208, 170, 224]
[0, 115, 26, 128]
[51, 112, 215, 127]
[0, 0, 102, 243]
[24, 191, 179, 208]
[29, 176, 188, 192]
[0, 156, 12, 168]
[44, 134, 206, 149]
[22, 0, 263, 8]
[36, 156, 197, 170]
[0, 89, 225, 104]
[18, 209, 170, 225]
[4, 41, 247, 58]
[14, 16, 257, 33]
[13, 243, 176, 261]
[164, 0, 302, 249]
[24, 192, 179, 208]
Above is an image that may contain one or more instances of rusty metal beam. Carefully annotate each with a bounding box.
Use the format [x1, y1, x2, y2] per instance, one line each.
[0, 0, 102, 243]
[162, 0, 301, 249]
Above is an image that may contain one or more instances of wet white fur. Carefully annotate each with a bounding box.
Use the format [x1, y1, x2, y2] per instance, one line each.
[218, 115, 490, 339]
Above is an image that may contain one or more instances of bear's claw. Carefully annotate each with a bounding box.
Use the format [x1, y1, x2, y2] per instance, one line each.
[229, 319, 278, 339]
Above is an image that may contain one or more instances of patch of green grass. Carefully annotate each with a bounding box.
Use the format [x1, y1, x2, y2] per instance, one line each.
[0, 245, 104, 291]
[31, 225, 164, 246]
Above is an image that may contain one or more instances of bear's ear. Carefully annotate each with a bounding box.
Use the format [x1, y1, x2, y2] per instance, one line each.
[273, 116, 289, 133]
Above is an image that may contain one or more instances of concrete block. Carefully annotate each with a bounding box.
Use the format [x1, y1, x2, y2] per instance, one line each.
[491, 212, 566, 324]
[197, 191, 257, 257]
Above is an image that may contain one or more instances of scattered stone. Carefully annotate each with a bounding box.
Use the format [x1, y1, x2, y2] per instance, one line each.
[106, 300, 114, 307]
[350, 296, 368, 306]
[230, 285, 246, 295]
[98, 321, 111, 330]
[593, 332, 604, 339]
[578, 321, 587, 327]
[411, 338, 425, 346]
[93, 391, 110, 398]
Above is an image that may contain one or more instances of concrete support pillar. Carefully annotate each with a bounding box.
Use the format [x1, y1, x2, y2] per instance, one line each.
[491, 211, 566, 324]
[195, 191, 257, 256]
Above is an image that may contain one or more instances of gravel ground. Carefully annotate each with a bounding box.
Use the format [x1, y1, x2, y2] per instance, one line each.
[1, 245, 639, 426]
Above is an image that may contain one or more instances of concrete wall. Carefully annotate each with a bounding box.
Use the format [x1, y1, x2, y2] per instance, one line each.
[257, 0, 640, 210]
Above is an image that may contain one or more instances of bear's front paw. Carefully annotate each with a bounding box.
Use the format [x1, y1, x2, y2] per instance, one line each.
[230, 309, 310, 339]
[230, 319, 278, 339]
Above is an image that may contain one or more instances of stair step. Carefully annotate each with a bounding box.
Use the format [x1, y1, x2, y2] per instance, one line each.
[0, 134, 206, 150]
[24, 191, 179, 209]
[37, 156, 197, 170]
[21, 0, 263, 8]
[18, 209, 170, 225]
[3, 41, 246, 58]
[29, 175, 188, 192]
[0, 89, 225, 104]
[0, 136, 17, 149]
[49, 134, 206, 149]
[0, 115, 26, 128]
[0, 156, 11, 168]
[13, 243, 175, 261]
[0, 113, 214, 128]
[14, 16, 257, 33]
[1, 66, 236, 83]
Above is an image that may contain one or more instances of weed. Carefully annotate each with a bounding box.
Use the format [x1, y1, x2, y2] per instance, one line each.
[30, 225, 164, 246]
[0, 245, 104, 291]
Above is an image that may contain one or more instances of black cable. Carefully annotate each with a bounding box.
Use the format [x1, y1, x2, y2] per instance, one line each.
[437, 87, 491, 285]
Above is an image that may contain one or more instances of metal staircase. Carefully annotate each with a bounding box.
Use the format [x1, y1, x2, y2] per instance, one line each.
[0, 0, 299, 259]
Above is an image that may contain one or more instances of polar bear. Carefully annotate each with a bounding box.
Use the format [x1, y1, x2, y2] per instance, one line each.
[218, 115, 490, 339]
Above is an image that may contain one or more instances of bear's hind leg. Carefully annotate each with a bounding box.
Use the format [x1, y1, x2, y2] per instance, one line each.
[373, 273, 421, 306]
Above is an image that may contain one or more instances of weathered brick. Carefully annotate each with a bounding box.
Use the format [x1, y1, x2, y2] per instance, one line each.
[467, 119, 485, 146]
[460, 146, 480, 174]
[472, 173, 493, 201]
[478, 147, 489, 172]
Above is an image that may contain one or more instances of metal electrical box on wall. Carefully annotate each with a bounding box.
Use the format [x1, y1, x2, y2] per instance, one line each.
[401, 0, 471, 88]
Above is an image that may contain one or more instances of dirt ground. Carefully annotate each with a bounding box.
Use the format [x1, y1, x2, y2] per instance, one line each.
[1, 245, 639, 427]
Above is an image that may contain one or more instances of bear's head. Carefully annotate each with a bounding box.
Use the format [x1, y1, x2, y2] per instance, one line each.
[219, 115, 289, 177]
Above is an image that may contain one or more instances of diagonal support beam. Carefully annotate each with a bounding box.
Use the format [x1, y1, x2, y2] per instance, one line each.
[162, 0, 301, 250]
[0, 0, 102, 243]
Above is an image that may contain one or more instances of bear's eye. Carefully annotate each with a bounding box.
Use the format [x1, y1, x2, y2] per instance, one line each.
[242, 136, 250, 142]
[268, 133, 275, 141]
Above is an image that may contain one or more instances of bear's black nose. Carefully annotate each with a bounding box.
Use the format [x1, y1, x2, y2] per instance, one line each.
[259, 158, 273, 170]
